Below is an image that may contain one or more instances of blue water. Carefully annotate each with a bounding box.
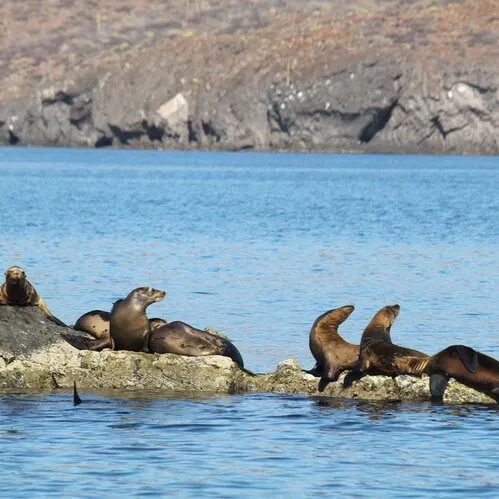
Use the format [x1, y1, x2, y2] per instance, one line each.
[0, 147, 499, 497]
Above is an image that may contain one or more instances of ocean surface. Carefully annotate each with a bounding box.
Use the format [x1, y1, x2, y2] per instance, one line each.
[0, 147, 498, 497]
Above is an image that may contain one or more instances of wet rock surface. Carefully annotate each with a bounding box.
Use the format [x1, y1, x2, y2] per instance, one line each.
[0, 307, 494, 404]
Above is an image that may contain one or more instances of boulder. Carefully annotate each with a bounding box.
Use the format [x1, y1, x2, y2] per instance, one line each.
[0, 307, 495, 404]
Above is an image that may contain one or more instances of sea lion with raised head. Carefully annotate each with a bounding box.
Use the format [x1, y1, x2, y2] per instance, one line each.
[147, 320, 248, 372]
[73, 310, 168, 351]
[308, 305, 359, 392]
[344, 304, 428, 386]
[110, 287, 166, 351]
[395, 344, 499, 402]
[0, 265, 67, 327]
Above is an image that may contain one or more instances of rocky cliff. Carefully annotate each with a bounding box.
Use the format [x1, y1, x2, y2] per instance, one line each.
[0, 0, 498, 154]
[0, 306, 494, 404]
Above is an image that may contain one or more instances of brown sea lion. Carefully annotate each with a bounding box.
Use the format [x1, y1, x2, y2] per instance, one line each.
[308, 305, 359, 392]
[73, 311, 168, 351]
[395, 345, 499, 402]
[344, 304, 428, 386]
[147, 321, 248, 372]
[0, 266, 67, 327]
[110, 287, 166, 351]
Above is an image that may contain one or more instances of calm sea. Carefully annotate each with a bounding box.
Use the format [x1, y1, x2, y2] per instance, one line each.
[0, 147, 498, 497]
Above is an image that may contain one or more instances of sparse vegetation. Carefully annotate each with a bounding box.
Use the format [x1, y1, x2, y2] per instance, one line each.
[1, 0, 497, 102]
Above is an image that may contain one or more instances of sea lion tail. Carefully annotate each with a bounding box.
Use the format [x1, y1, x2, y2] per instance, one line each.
[454, 345, 478, 373]
[73, 381, 82, 406]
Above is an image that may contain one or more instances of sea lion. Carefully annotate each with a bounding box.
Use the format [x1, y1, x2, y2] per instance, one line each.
[0, 265, 67, 327]
[110, 287, 166, 351]
[395, 345, 499, 402]
[147, 320, 247, 371]
[74, 310, 110, 339]
[344, 304, 427, 386]
[74, 310, 168, 351]
[308, 305, 359, 392]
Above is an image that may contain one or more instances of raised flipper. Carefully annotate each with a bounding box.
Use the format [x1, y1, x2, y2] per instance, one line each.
[429, 372, 450, 402]
[73, 381, 82, 406]
[37, 297, 68, 327]
[455, 345, 478, 373]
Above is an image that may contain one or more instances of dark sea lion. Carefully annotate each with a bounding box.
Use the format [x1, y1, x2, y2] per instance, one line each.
[395, 345, 499, 402]
[0, 265, 67, 327]
[308, 305, 359, 392]
[110, 287, 166, 351]
[344, 304, 428, 386]
[147, 320, 248, 371]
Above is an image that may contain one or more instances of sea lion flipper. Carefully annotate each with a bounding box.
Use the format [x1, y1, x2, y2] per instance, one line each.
[455, 345, 478, 373]
[37, 297, 68, 328]
[429, 372, 450, 402]
[303, 362, 323, 377]
[318, 377, 330, 392]
[343, 368, 364, 388]
[73, 381, 82, 406]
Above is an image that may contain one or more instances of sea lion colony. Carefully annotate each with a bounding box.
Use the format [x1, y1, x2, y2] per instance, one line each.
[1, 265, 499, 402]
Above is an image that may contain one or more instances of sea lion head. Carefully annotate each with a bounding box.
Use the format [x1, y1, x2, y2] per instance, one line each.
[149, 317, 168, 330]
[365, 304, 400, 333]
[4, 266, 26, 284]
[379, 304, 400, 331]
[128, 287, 166, 307]
[331, 305, 355, 324]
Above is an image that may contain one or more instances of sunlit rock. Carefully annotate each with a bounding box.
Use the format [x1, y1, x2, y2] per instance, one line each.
[0, 307, 495, 404]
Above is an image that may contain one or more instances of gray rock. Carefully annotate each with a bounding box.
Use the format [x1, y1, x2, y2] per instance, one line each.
[0, 307, 495, 404]
[2, 54, 499, 154]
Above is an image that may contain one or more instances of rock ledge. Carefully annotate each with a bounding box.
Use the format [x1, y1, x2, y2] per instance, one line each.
[0, 307, 494, 404]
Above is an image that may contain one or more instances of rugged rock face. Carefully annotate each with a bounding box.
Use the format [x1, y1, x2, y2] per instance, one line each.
[0, 307, 494, 404]
[0, 0, 498, 154]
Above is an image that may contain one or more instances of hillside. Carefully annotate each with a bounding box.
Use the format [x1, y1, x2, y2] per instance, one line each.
[1, 0, 498, 153]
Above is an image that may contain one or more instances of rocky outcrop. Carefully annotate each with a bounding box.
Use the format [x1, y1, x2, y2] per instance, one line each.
[0, 307, 494, 404]
[0, 0, 498, 154]
[2, 59, 498, 154]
